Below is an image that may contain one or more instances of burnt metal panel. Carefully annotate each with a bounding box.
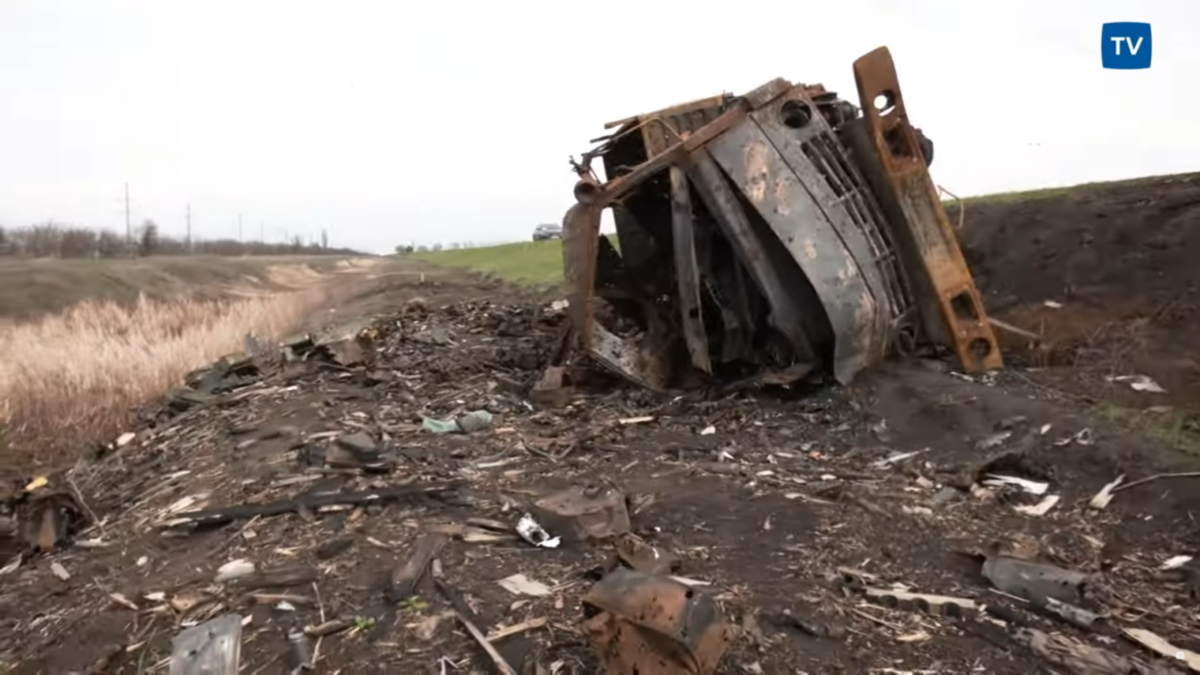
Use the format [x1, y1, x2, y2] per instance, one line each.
[851, 46, 1003, 373]
[706, 117, 880, 384]
[685, 150, 819, 369]
[749, 90, 905, 365]
[589, 322, 670, 391]
[752, 91, 916, 317]
[561, 202, 672, 391]
[670, 166, 712, 373]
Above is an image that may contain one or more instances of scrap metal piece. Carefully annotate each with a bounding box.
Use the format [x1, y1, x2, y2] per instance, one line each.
[670, 165, 711, 373]
[531, 486, 630, 543]
[169, 613, 243, 675]
[582, 568, 732, 675]
[981, 554, 1087, 606]
[850, 46, 1002, 373]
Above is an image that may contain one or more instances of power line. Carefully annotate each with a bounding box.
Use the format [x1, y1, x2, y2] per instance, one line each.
[124, 182, 132, 257]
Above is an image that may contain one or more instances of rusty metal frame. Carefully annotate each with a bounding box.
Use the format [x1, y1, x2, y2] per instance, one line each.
[561, 48, 1002, 390]
[851, 46, 1003, 373]
[562, 98, 763, 391]
[582, 567, 732, 674]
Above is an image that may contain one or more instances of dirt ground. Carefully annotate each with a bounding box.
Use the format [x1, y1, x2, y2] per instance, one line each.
[953, 173, 1200, 417]
[2, 175, 1200, 674]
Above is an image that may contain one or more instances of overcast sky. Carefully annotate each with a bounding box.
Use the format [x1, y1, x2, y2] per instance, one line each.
[0, 1, 1195, 254]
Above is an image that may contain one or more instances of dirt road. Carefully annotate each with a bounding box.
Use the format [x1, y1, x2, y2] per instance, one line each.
[2, 175, 1200, 674]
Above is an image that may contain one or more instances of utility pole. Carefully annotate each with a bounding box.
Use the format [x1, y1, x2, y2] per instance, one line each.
[124, 182, 132, 257]
[186, 203, 192, 252]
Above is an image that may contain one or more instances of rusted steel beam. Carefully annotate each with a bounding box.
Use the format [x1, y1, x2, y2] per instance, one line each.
[593, 104, 749, 205]
[582, 79, 794, 207]
[851, 46, 1002, 373]
[670, 166, 712, 373]
[603, 93, 733, 131]
[560, 202, 603, 352]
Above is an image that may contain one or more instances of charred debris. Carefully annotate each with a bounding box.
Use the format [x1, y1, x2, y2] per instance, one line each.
[555, 46, 1003, 394]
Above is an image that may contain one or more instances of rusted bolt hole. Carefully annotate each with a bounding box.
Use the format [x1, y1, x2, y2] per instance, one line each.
[574, 180, 601, 203]
[873, 90, 897, 115]
[969, 338, 992, 361]
[779, 100, 812, 129]
[949, 292, 979, 321]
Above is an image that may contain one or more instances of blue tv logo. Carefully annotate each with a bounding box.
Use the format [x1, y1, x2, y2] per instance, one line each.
[1102, 22, 1152, 69]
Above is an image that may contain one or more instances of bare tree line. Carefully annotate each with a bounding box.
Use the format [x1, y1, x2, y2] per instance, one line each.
[0, 221, 363, 258]
[395, 241, 490, 254]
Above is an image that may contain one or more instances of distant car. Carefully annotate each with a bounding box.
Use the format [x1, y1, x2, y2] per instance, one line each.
[532, 223, 562, 242]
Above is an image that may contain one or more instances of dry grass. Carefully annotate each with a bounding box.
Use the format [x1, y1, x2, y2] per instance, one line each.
[0, 289, 330, 470]
[0, 255, 366, 322]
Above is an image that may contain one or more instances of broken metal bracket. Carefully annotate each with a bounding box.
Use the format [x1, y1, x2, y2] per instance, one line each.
[851, 46, 1003, 373]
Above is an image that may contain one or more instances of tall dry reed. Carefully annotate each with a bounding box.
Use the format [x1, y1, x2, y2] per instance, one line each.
[0, 290, 327, 470]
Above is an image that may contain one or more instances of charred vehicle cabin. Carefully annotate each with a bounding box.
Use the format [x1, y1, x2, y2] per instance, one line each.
[558, 46, 1001, 392]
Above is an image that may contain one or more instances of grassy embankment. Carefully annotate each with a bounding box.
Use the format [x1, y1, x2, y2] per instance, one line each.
[0, 255, 376, 469]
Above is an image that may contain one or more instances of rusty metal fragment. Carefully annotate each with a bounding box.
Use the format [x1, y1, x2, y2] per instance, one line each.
[582, 568, 732, 675]
[558, 45, 1002, 392]
[530, 486, 630, 543]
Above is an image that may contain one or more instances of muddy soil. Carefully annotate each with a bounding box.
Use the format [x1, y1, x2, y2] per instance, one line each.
[952, 172, 1200, 415]
[2, 173, 1200, 675]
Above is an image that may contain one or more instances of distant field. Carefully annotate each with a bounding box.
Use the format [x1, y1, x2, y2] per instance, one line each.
[0, 254, 369, 320]
[414, 240, 570, 286]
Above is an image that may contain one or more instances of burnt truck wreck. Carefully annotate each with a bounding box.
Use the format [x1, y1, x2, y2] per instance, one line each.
[558, 46, 1003, 392]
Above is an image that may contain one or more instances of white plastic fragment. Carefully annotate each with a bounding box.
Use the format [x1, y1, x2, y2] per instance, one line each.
[515, 513, 560, 549]
[982, 475, 1049, 495]
[50, 561, 70, 580]
[214, 559, 256, 583]
[1089, 475, 1125, 510]
[1161, 555, 1193, 570]
[497, 573, 552, 597]
[1014, 495, 1060, 516]
[872, 449, 926, 468]
[1105, 374, 1167, 394]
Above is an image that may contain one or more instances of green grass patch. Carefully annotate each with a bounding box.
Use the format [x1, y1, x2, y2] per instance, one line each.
[415, 241, 566, 286]
[1095, 404, 1200, 457]
[415, 235, 620, 286]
